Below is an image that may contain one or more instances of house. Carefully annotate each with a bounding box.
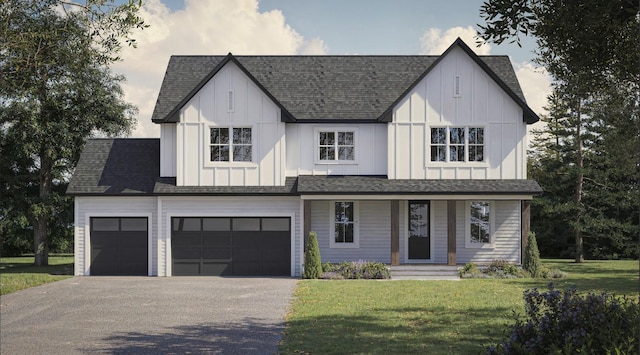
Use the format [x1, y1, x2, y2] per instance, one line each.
[67, 38, 542, 277]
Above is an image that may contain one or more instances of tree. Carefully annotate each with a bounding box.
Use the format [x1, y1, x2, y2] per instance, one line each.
[303, 231, 322, 279]
[0, 0, 146, 265]
[479, 0, 640, 262]
[523, 232, 541, 277]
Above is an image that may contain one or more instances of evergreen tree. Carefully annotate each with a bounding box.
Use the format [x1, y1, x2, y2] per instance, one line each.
[303, 232, 322, 279]
[523, 232, 541, 277]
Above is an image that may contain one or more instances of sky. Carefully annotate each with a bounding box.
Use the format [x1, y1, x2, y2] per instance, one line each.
[112, 0, 551, 138]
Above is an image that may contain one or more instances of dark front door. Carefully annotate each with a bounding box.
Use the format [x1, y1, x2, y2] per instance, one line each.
[171, 217, 290, 276]
[408, 201, 430, 260]
[90, 217, 148, 275]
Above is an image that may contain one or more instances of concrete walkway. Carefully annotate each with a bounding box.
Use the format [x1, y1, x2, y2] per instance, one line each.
[0, 277, 298, 354]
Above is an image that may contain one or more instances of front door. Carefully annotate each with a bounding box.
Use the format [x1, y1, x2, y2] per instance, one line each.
[408, 201, 430, 260]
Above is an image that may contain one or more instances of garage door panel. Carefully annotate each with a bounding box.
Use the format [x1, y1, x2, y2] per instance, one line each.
[203, 247, 231, 260]
[173, 262, 200, 276]
[173, 246, 201, 259]
[202, 262, 231, 276]
[203, 232, 231, 246]
[172, 232, 200, 246]
[233, 262, 262, 275]
[262, 261, 290, 276]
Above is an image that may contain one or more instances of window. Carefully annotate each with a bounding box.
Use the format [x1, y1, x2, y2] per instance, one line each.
[209, 127, 252, 162]
[318, 130, 355, 161]
[430, 127, 484, 162]
[330, 201, 359, 248]
[466, 201, 493, 248]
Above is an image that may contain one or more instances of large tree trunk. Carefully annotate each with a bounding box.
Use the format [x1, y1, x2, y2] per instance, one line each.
[34, 154, 52, 266]
[574, 99, 584, 263]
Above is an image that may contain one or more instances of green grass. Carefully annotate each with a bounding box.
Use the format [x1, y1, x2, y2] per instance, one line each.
[281, 259, 639, 354]
[0, 255, 74, 295]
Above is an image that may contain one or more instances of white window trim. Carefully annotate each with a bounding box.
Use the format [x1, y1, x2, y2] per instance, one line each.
[426, 125, 488, 165]
[314, 127, 359, 165]
[465, 200, 495, 249]
[204, 124, 257, 167]
[404, 200, 435, 263]
[329, 201, 360, 248]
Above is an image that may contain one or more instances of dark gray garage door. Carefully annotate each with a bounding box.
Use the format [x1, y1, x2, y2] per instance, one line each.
[90, 217, 148, 276]
[171, 217, 290, 276]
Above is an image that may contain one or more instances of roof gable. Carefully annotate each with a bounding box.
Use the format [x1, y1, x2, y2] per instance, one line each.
[151, 40, 539, 124]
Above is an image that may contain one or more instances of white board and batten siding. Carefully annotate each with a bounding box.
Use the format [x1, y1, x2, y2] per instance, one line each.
[158, 196, 301, 277]
[310, 200, 391, 263]
[388, 46, 527, 180]
[74, 197, 158, 276]
[160, 124, 177, 177]
[174, 61, 286, 187]
[285, 124, 387, 176]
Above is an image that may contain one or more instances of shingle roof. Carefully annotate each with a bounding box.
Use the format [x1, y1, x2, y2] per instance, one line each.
[151, 39, 538, 124]
[67, 139, 541, 197]
[297, 175, 542, 195]
[66, 139, 297, 196]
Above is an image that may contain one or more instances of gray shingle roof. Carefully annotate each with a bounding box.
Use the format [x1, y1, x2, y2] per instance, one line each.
[66, 139, 297, 196]
[151, 39, 537, 124]
[297, 175, 542, 195]
[67, 139, 541, 197]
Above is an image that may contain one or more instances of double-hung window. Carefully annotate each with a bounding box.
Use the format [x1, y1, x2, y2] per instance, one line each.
[318, 130, 355, 161]
[330, 201, 359, 248]
[210, 127, 252, 162]
[430, 127, 484, 162]
[466, 201, 494, 248]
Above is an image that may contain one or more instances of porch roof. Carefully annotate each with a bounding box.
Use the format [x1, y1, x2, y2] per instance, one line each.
[296, 175, 542, 195]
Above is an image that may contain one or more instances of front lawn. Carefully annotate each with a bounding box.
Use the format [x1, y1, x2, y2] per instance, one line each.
[0, 255, 74, 295]
[281, 259, 639, 354]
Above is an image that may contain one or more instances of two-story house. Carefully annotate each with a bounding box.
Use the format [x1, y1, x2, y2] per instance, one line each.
[67, 38, 542, 277]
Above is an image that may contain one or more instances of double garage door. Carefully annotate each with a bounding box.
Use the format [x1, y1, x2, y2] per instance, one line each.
[171, 217, 291, 276]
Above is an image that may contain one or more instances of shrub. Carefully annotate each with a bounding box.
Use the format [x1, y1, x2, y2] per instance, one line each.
[302, 231, 322, 279]
[539, 265, 568, 279]
[523, 232, 542, 277]
[320, 260, 390, 279]
[485, 260, 529, 279]
[487, 284, 640, 354]
[459, 262, 482, 277]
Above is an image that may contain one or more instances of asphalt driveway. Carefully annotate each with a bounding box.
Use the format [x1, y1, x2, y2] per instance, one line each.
[0, 277, 298, 354]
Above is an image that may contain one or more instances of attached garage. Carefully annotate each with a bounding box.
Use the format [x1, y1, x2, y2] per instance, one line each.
[171, 217, 291, 276]
[90, 217, 149, 275]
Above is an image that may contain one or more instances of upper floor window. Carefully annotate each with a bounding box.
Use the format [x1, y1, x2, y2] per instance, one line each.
[430, 127, 484, 162]
[318, 130, 355, 161]
[210, 127, 252, 162]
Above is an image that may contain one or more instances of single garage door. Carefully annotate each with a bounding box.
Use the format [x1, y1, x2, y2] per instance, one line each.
[90, 217, 148, 276]
[171, 217, 290, 276]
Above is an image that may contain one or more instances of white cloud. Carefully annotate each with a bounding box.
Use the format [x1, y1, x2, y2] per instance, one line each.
[112, 0, 315, 138]
[419, 26, 491, 55]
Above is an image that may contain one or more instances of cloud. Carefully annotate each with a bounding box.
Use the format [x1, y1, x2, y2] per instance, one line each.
[113, 0, 316, 138]
[419, 26, 491, 55]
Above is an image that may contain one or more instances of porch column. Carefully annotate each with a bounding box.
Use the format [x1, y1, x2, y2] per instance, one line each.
[303, 200, 311, 251]
[447, 200, 457, 266]
[390, 200, 400, 266]
[521, 200, 531, 264]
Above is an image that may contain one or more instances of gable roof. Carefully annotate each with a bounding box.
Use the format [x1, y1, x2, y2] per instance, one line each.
[151, 39, 539, 124]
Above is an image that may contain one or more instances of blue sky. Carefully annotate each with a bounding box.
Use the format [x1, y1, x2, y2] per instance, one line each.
[111, 0, 549, 137]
